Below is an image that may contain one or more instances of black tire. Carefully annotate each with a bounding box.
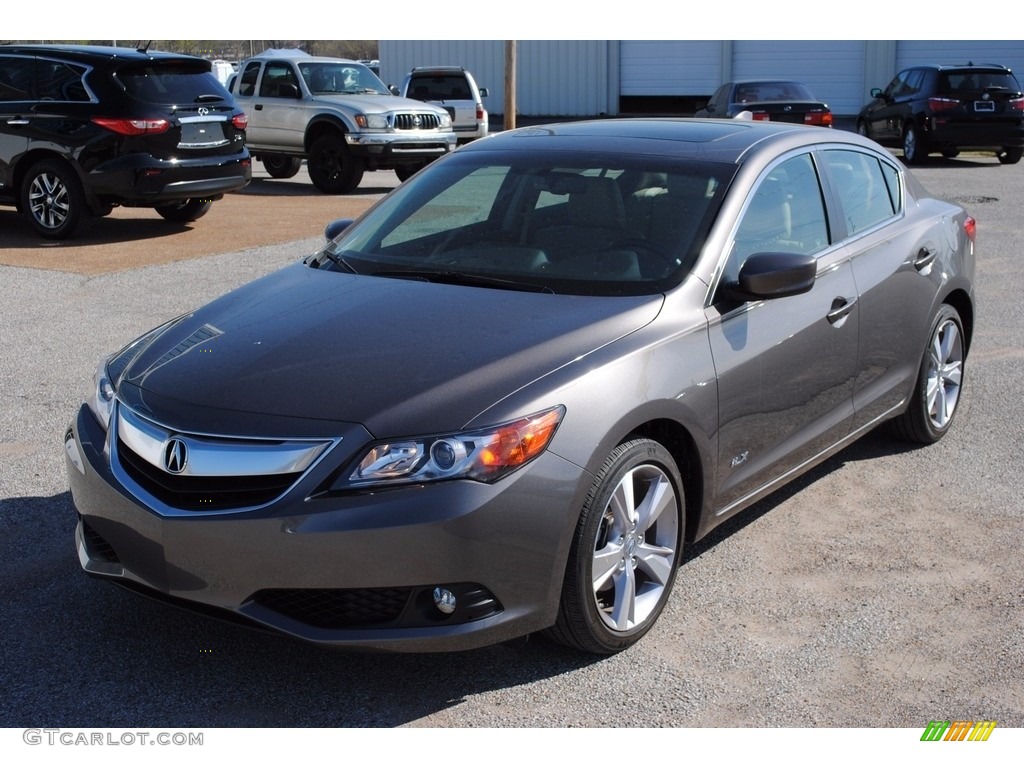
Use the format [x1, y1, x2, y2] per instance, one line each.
[902, 123, 928, 165]
[307, 134, 365, 194]
[941, 148, 960, 159]
[262, 154, 302, 179]
[394, 163, 427, 183]
[20, 158, 89, 240]
[856, 120, 871, 140]
[890, 305, 965, 444]
[546, 438, 684, 654]
[155, 199, 213, 223]
[997, 147, 1022, 165]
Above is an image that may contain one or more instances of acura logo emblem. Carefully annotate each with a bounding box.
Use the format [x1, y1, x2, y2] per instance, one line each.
[163, 438, 188, 474]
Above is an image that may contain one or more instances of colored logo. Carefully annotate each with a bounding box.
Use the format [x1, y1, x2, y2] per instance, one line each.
[921, 720, 996, 742]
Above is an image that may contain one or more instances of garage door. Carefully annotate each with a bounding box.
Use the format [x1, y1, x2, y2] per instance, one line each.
[896, 41, 1024, 80]
[620, 41, 723, 96]
[733, 41, 866, 116]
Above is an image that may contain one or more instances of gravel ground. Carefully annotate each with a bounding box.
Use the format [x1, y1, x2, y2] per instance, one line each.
[1, 158, 1021, 733]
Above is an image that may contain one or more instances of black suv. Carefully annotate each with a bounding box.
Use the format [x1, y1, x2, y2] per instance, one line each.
[857, 63, 1024, 165]
[0, 44, 251, 239]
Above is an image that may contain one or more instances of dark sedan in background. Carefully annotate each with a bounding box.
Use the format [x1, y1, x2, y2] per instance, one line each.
[695, 80, 834, 126]
[65, 118, 974, 655]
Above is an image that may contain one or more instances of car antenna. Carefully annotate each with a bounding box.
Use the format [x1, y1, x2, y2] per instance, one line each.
[136, 41, 151, 54]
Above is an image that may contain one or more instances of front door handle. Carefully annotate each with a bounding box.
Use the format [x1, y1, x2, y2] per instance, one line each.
[826, 296, 858, 326]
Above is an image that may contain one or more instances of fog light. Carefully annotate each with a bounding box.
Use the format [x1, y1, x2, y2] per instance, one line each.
[433, 587, 456, 615]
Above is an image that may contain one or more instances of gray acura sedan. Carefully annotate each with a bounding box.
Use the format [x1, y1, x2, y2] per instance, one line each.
[65, 118, 975, 655]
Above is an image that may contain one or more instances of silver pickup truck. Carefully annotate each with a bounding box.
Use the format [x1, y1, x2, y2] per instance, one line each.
[230, 49, 456, 193]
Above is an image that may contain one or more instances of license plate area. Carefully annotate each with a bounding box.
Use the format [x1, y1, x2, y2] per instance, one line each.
[973, 101, 995, 112]
[178, 120, 229, 148]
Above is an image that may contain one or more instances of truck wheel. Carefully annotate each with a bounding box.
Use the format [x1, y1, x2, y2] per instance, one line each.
[308, 135, 365, 194]
[395, 162, 428, 183]
[262, 155, 302, 179]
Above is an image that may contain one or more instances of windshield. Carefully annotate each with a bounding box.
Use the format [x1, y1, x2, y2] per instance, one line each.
[734, 81, 816, 103]
[313, 150, 735, 297]
[298, 62, 389, 95]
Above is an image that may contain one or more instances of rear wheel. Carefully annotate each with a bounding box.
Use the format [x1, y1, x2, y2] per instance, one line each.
[997, 147, 1022, 165]
[902, 123, 928, 164]
[547, 438, 684, 654]
[941, 148, 960, 159]
[261, 154, 302, 179]
[395, 162, 428, 183]
[890, 305, 965, 444]
[155, 199, 213, 222]
[308, 134, 365, 194]
[21, 158, 89, 239]
[856, 120, 871, 139]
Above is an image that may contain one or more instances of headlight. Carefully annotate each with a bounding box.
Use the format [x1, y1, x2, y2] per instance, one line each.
[86, 356, 116, 431]
[84, 316, 185, 432]
[438, 113, 452, 129]
[354, 113, 389, 129]
[342, 406, 565, 488]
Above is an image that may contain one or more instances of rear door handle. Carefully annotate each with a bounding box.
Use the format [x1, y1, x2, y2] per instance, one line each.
[6, 118, 29, 126]
[914, 247, 937, 271]
[827, 296, 858, 326]
[255, 103, 264, 111]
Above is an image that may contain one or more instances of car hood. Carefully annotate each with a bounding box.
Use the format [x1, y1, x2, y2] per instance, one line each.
[120, 263, 663, 437]
[312, 93, 449, 118]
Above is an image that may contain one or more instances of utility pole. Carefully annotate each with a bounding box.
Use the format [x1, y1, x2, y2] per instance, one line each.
[504, 41, 516, 131]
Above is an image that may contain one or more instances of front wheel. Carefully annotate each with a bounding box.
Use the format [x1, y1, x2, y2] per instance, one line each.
[997, 147, 1022, 165]
[394, 162, 428, 183]
[155, 199, 213, 222]
[547, 438, 684, 654]
[20, 158, 89, 239]
[890, 305, 966, 444]
[261, 154, 303, 179]
[856, 120, 871, 139]
[308, 135, 365, 194]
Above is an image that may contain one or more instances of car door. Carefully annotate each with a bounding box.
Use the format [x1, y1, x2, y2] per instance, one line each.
[875, 69, 924, 141]
[245, 61, 306, 150]
[820, 148, 943, 429]
[707, 151, 859, 514]
[0, 54, 33, 199]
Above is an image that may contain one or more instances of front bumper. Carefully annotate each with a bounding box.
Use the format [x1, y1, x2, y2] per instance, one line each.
[344, 131, 456, 165]
[65, 403, 585, 652]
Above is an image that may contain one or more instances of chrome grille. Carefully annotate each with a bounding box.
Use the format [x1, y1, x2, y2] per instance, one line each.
[394, 112, 440, 131]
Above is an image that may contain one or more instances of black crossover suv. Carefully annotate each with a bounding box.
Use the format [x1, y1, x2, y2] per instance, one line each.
[857, 63, 1024, 165]
[0, 44, 251, 239]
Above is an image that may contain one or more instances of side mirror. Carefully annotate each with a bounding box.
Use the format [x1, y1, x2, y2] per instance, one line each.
[479, 87, 489, 98]
[278, 83, 300, 99]
[324, 218, 354, 241]
[721, 252, 817, 302]
[870, 87, 883, 99]
[389, 84, 400, 96]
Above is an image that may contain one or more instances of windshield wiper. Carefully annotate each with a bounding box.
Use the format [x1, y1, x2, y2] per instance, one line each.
[373, 270, 553, 293]
[307, 246, 358, 273]
[194, 94, 224, 103]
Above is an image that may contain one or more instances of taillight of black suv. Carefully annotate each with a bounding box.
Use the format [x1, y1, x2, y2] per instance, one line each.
[857, 63, 1024, 165]
[0, 44, 251, 239]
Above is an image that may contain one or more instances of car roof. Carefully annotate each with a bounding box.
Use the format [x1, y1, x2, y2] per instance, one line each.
[0, 43, 203, 65]
[410, 66, 468, 74]
[244, 48, 360, 64]
[914, 62, 1013, 72]
[462, 118, 876, 165]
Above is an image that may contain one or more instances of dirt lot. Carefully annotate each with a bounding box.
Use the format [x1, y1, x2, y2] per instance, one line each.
[0, 164, 392, 274]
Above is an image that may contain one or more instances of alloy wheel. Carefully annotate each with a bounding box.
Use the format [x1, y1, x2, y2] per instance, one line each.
[926, 317, 963, 431]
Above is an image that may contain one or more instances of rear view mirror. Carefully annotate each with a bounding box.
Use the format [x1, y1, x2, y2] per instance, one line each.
[721, 252, 817, 302]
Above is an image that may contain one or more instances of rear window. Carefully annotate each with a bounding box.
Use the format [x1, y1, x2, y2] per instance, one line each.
[939, 70, 1022, 95]
[116, 63, 229, 104]
[408, 74, 473, 101]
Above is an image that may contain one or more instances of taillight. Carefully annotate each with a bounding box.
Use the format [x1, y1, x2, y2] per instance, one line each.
[750, 110, 770, 121]
[91, 117, 171, 136]
[232, 113, 248, 130]
[804, 110, 833, 127]
[964, 215, 976, 243]
[475, 103, 484, 120]
[1008, 97, 1024, 112]
[928, 97, 960, 112]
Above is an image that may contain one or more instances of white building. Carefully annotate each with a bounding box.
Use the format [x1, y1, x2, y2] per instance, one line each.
[379, 40, 1024, 121]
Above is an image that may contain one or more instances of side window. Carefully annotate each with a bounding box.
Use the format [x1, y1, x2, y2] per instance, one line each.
[902, 69, 925, 96]
[238, 62, 260, 96]
[825, 149, 899, 236]
[259, 62, 300, 98]
[0, 56, 33, 102]
[35, 59, 89, 101]
[724, 153, 829, 285]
